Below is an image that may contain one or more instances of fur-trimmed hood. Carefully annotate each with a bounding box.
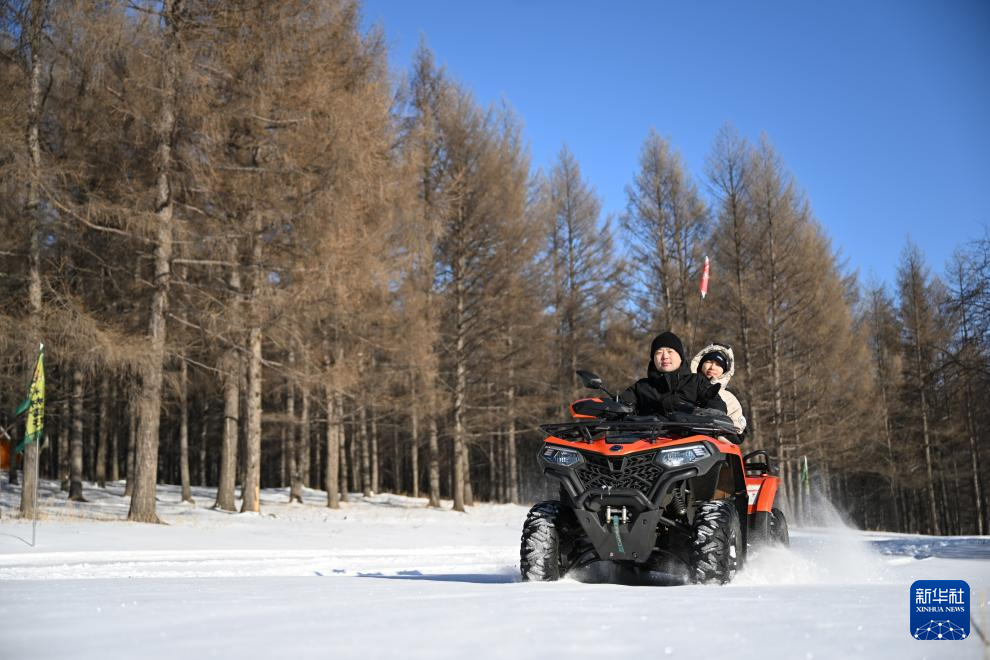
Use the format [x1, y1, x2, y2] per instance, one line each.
[690, 343, 736, 388]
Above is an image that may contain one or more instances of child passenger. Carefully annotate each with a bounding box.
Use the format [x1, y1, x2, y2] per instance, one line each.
[690, 343, 747, 436]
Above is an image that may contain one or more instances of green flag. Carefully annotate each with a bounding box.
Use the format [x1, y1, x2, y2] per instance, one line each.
[800, 455, 809, 484]
[16, 344, 45, 453]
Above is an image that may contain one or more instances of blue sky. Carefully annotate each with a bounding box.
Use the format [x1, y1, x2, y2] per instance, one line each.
[361, 0, 990, 288]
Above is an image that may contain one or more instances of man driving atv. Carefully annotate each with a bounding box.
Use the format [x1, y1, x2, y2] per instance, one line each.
[619, 331, 726, 416]
[691, 343, 747, 436]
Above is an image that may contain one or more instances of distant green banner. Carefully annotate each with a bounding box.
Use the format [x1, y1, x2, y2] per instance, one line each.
[16, 344, 45, 453]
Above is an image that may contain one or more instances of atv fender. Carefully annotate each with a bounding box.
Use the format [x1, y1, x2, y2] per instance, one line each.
[689, 457, 745, 501]
[689, 457, 748, 548]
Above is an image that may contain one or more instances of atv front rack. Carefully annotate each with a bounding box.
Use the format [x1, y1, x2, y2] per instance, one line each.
[540, 418, 739, 443]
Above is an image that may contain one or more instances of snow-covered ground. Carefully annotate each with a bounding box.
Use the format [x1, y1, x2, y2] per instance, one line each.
[1, 476, 988, 659]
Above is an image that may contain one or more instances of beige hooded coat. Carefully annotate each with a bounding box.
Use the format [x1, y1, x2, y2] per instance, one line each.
[690, 343, 747, 435]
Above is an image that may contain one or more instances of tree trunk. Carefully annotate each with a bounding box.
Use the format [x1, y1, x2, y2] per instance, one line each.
[791, 367, 802, 524]
[59, 395, 70, 492]
[950, 459, 961, 535]
[452, 248, 467, 512]
[428, 415, 440, 508]
[178, 357, 192, 503]
[487, 435, 496, 502]
[867, 292, 897, 522]
[287, 355, 302, 503]
[312, 405, 321, 492]
[198, 401, 209, 487]
[551, 218, 566, 413]
[128, 0, 180, 524]
[671, 207, 692, 333]
[96, 377, 109, 488]
[370, 405, 379, 494]
[110, 380, 120, 483]
[506, 383, 519, 504]
[499, 430, 509, 503]
[279, 423, 287, 488]
[68, 369, 86, 501]
[339, 418, 349, 503]
[240, 207, 265, 514]
[19, 0, 46, 519]
[348, 415, 358, 493]
[919, 385, 937, 535]
[299, 382, 311, 489]
[939, 469, 951, 535]
[647, 185, 674, 330]
[728, 178, 758, 436]
[8, 425, 19, 487]
[85, 403, 96, 483]
[766, 207, 786, 513]
[410, 394, 420, 499]
[965, 392, 985, 535]
[910, 298, 940, 535]
[463, 443, 474, 507]
[124, 401, 136, 496]
[214, 351, 239, 511]
[359, 404, 371, 496]
[904, 490, 913, 533]
[392, 426, 402, 494]
[325, 382, 340, 508]
[241, 323, 262, 512]
[237, 360, 246, 493]
[954, 268, 985, 535]
[877, 367, 900, 526]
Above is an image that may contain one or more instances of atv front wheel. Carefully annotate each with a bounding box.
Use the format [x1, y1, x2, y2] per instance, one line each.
[520, 501, 565, 582]
[690, 500, 743, 585]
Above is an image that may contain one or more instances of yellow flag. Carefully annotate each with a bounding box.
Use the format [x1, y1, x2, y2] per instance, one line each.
[16, 344, 45, 452]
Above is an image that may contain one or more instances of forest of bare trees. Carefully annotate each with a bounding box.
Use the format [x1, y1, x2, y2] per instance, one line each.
[1, 0, 985, 535]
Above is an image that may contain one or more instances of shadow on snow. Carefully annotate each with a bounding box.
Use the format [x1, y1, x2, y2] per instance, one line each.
[868, 536, 990, 560]
[354, 570, 517, 584]
[350, 562, 689, 587]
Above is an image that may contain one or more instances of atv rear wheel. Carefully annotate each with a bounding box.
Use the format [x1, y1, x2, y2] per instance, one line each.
[689, 500, 743, 585]
[520, 501, 565, 582]
[770, 507, 789, 547]
[748, 511, 772, 548]
[749, 506, 790, 549]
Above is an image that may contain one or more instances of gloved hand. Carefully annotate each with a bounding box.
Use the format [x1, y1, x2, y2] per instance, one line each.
[660, 392, 695, 414]
[697, 382, 722, 407]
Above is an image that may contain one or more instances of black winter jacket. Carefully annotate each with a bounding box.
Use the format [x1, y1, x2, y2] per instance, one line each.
[619, 361, 727, 417]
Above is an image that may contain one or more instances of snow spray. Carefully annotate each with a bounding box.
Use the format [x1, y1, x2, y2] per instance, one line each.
[736, 487, 891, 586]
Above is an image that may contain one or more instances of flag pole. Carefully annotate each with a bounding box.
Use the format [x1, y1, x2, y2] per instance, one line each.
[32, 342, 42, 547]
[31, 434, 39, 547]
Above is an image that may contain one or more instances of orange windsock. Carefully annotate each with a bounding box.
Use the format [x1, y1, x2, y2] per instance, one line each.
[700, 255, 710, 299]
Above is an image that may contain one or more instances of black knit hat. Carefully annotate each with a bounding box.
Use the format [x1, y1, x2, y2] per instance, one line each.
[650, 331, 686, 364]
[698, 350, 729, 373]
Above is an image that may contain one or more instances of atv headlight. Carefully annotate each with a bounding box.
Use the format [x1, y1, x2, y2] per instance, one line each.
[542, 445, 583, 467]
[655, 444, 710, 468]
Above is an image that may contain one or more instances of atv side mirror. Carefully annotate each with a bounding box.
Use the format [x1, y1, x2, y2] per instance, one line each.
[576, 370, 603, 390]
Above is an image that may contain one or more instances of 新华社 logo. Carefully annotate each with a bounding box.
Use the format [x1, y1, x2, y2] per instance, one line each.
[910, 580, 970, 640]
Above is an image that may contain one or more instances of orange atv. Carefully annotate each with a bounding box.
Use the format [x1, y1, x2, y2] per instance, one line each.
[520, 370, 788, 584]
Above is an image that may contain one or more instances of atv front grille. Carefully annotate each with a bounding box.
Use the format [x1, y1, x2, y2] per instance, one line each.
[576, 451, 662, 496]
